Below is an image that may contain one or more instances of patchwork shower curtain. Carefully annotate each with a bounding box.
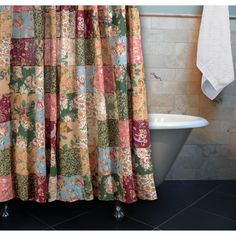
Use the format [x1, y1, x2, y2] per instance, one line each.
[0, 6, 157, 203]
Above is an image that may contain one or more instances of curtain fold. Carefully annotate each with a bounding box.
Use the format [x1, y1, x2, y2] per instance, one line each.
[0, 5, 157, 203]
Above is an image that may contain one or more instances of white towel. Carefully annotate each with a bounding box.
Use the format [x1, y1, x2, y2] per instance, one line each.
[197, 6, 234, 100]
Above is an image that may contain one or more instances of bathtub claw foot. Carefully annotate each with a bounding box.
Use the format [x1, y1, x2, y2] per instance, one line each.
[1, 203, 10, 218]
[113, 201, 125, 221]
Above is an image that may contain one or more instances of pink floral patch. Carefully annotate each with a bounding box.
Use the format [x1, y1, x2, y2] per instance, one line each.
[119, 120, 131, 148]
[128, 35, 143, 64]
[45, 93, 57, 121]
[132, 120, 150, 148]
[94, 66, 115, 93]
[0, 94, 10, 123]
[11, 38, 35, 66]
[0, 174, 15, 202]
[13, 6, 33, 12]
[44, 39, 57, 66]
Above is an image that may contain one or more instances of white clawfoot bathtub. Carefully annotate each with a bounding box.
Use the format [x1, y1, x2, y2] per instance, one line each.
[148, 113, 208, 186]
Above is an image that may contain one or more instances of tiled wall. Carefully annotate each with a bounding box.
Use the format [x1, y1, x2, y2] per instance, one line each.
[141, 15, 236, 180]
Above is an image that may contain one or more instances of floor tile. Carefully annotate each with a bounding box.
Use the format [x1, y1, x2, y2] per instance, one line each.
[123, 180, 219, 227]
[24, 198, 112, 226]
[194, 191, 236, 221]
[0, 205, 49, 230]
[214, 181, 236, 197]
[54, 205, 153, 230]
[159, 207, 236, 230]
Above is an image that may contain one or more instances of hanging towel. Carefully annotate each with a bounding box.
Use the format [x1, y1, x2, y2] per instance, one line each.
[197, 6, 235, 100]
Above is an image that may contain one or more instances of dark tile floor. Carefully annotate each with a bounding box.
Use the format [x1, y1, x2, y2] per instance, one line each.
[0, 180, 236, 230]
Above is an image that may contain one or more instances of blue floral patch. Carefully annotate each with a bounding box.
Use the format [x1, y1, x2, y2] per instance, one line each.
[76, 66, 95, 93]
[109, 36, 127, 65]
[98, 147, 112, 175]
[0, 121, 11, 151]
[13, 11, 34, 38]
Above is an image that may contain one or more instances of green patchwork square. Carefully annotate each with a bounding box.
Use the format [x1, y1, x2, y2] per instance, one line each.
[76, 39, 85, 65]
[133, 147, 153, 175]
[105, 93, 118, 119]
[83, 175, 93, 200]
[115, 65, 127, 92]
[0, 149, 12, 176]
[108, 119, 119, 146]
[59, 93, 78, 122]
[11, 96, 36, 122]
[58, 148, 81, 176]
[98, 175, 114, 200]
[98, 119, 119, 147]
[85, 39, 95, 65]
[34, 10, 44, 40]
[97, 120, 109, 147]
[76, 39, 95, 65]
[98, 174, 124, 200]
[116, 91, 129, 120]
[12, 120, 36, 147]
[15, 174, 36, 200]
[112, 6, 126, 37]
[10, 67, 36, 95]
[44, 66, 57, 93]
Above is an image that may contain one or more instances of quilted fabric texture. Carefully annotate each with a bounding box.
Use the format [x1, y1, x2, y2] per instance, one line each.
[0, 6, 157, 203]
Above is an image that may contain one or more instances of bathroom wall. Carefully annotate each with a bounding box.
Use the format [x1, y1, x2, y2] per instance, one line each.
[140, 11, 236, 179]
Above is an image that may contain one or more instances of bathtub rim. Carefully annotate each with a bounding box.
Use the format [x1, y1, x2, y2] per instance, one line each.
[148, 113, 209, 130]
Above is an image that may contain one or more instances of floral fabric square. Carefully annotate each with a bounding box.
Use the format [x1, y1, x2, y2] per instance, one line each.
[0, 94, 10, 123]
[13, 11, 34, 38]
[11, 38, 36, 66]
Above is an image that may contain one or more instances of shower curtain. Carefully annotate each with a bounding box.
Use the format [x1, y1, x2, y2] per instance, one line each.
[0, 6, 157, 203]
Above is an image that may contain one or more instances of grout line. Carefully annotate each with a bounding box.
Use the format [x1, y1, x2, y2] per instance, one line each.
[51, 209, 95, 227]
[27, 212, 55, 230]
[192, 206, 236, 223]
[154, 183, 221, 229]
[151, 225, 161, 231]
[50, 203, 110, 227]
[127, 215, 156, 229]
[26, 203, 104, 229]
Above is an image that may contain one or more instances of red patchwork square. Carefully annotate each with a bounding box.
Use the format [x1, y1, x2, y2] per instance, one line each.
[0, 94, 10, 123]
[123, 176, 136, 203]
[76, 10, 95, 38]
[132, 120, 150, 148]
[44, 39, 57, 66]
[104, 66, 115, 93]
[94, 66, 115, 93]
[11, 38, 35, 66]
[45, 120, 57, 149]
[119, 120, 131, 148]
[60, 6, 77, 11]
[45, 93, 57, 122]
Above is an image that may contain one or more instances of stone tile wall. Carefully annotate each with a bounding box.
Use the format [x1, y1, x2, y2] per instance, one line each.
[141, 15, 236, 179]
